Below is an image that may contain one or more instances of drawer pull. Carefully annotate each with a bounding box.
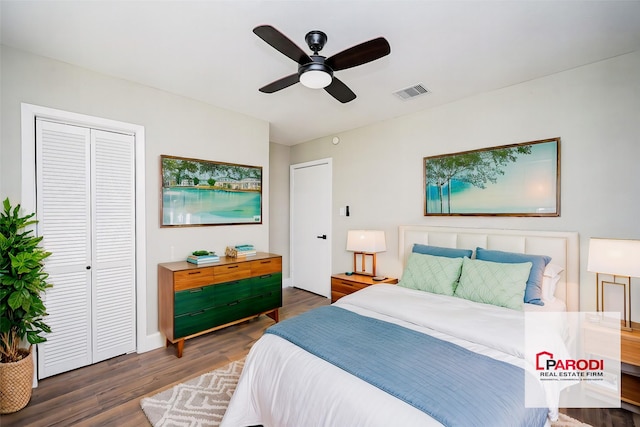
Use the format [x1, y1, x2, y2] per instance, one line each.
[227, 265, 239, 269]
[228, 300, 239, 306]
[260, 260, 271, 264]
[189, 288, 203, 293]
[260, 274, 272, 279]
[341, 281, 354, 287]
[190, 310, 205, 316]
[188, 271, 202, 275]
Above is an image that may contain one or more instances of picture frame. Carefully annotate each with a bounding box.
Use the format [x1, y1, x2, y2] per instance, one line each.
[161, 155, 262, 227]
[424, 138, 560, 216]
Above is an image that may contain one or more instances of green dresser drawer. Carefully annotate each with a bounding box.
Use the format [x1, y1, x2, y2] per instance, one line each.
[209, 302, 251, 326]
[174, 304, 248, 337]
[174, 309, 213, 338]
[174, 285, 215, 316]
[173, 290, 282, 338]
[248, 291, 282, 314]
[251, 272, 282, 295]
[213, 279, 252, 307]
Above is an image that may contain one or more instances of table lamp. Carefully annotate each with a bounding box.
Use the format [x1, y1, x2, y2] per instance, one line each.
[346, 230, 386, 277]
[587, 237, 640, 331]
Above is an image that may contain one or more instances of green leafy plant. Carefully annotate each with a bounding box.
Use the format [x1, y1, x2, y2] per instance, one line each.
[0, 198, 52, 363]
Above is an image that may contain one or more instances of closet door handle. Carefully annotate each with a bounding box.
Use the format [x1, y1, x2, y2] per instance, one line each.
[317, 234, 327, 240]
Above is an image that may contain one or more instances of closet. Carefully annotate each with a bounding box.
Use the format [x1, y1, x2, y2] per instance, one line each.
[35, 119, 136, 379]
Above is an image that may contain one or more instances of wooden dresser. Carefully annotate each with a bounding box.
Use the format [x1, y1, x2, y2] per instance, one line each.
[158, 252, 282, 357]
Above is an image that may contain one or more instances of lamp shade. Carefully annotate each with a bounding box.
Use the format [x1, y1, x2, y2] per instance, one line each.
[587, 238, 640, 277]
[346, 230, 386, 253]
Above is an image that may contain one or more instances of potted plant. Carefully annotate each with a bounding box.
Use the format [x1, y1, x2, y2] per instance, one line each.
[0, 197, 52, 414]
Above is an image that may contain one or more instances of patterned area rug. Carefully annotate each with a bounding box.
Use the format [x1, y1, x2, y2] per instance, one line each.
[141, 358, 245, 427]
[140, 357, 591, 427]
[553, 413, 593, 427]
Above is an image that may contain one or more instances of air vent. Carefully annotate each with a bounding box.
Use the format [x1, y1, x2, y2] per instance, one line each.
[393, 84, 431, 100]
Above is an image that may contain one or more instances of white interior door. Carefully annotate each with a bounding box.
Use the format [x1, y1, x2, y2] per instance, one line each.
[290, 159, 332, 298]
[36, 120, 136, 379]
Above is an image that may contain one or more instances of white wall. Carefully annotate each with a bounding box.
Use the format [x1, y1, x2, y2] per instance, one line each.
[269, 142, 291, 284]
[288, 51, 640, 320]
[0, 46, 270, 346]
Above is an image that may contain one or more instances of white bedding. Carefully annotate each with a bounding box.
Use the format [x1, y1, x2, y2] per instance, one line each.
[221, 285, 569, 427]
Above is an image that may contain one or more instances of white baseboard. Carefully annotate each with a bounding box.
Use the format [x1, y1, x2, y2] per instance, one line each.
[138, 331, 165, 353]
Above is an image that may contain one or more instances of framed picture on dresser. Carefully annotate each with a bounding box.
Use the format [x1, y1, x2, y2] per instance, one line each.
[160, 155, 262, 227]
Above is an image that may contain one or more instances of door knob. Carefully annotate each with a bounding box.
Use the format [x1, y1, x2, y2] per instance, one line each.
[316, 234, 327, 239]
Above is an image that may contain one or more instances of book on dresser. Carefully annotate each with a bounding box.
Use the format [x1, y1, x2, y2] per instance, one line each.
[186, 254, 220, 265]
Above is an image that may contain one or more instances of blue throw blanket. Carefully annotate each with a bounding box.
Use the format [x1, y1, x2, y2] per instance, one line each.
[266, 305, 547, 427]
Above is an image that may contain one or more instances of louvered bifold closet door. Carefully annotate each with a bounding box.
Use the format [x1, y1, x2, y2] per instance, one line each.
[36, 120, 93, 379]
[36, 120, 137, 379]
[91, 129, 136, 362]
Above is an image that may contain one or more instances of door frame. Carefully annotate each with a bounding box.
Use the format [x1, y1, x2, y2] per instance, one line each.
[289, 158, 332, 296]
[20, 104, 149, 373]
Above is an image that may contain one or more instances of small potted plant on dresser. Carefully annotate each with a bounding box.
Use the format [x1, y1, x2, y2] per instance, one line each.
[0, 198, 52, 414]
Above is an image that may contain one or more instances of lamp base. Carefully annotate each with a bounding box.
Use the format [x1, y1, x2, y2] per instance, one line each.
[372, 276, 386, 281]
[353, 252, 377, 277]
[353, 271, 374, 276]
[596, 273, 632, 331]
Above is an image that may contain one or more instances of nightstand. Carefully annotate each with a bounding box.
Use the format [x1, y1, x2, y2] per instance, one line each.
[582, 322, 640, 410]
[331, 273, 398, 303]
[621, 329, 640, 411]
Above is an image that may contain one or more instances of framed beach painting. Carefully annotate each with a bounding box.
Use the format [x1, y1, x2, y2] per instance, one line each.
[161, 155, 262, 227]
[424, 138, 560, 216]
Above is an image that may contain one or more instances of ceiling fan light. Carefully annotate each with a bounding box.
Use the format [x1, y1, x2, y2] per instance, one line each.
[299, 70, 332, 89]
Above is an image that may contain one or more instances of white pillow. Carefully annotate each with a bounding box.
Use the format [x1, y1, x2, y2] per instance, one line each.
[541, 263, 564, 302]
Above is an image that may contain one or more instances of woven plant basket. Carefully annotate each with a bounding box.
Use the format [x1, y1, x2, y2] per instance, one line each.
[0, 348, 34, 414]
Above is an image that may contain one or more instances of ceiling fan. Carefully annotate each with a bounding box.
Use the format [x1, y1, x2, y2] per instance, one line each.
[253, 25, 391, 103]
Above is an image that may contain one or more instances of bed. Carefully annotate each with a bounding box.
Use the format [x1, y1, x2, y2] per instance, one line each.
[221, 226, 580, 427]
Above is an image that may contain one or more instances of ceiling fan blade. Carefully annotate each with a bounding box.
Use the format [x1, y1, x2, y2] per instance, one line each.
[253, 25, 312, 65]
[325, 37, 390, 71]
[324, 77, 356, 103]
[259, 73, 300, 93]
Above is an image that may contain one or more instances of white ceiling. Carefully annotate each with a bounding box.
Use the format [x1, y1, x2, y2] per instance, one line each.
[2, 1, 640, 146]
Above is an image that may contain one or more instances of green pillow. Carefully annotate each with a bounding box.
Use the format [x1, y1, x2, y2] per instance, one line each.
[399, 253, 464, 296]
[454, 257, 532, 310]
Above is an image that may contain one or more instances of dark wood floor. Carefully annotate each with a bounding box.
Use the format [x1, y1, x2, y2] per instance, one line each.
[0, 287, 329, 427]
[1, 287, 638, 427]
[563, 407, 639, 427]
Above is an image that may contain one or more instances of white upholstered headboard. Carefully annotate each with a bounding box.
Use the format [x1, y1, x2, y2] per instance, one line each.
[398, 225, 580, 311]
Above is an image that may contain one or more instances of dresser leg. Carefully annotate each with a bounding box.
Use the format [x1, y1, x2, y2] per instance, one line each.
[266, 308, 279, 323]
[176, 339, 185, 358]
